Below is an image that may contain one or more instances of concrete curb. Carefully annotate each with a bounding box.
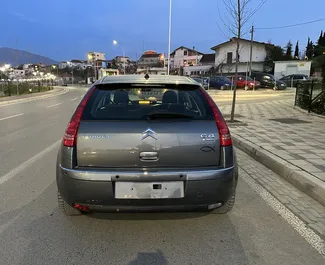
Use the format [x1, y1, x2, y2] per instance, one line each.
[0, 88, 68, 106]
[232, 134, 325, 207]
[293, 106, 325, 119]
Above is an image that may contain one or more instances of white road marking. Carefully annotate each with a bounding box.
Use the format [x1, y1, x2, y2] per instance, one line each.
[240, 168, 325, 258]
[0, 211, 23, 235]
[46, 102, 62, 108]
[70, 98, 78, 101]
[0, 113, 24, 121]
[0, 140, 61, 186]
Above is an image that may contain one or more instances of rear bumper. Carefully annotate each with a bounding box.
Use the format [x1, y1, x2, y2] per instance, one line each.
[57, 165, 238, 212]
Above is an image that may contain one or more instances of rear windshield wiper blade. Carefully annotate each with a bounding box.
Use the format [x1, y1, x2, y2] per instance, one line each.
[146, 112, 194, 120]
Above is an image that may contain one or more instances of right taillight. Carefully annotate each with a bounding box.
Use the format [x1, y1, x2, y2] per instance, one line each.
[63, 86, 96, 147]
[200, 88, 232, 147]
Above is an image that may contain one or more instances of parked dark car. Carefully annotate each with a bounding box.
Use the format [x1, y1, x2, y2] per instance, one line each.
[192, 77, 209, 89]
[279, 74, 309, 87]
[250, 72, 287, 90]
[209, 76, 233, 90]
[56, 75, 238, 216]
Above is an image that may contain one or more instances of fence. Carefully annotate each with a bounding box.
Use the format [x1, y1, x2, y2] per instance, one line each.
[0, 81, 53, 97]
[294, 80, 325, 115]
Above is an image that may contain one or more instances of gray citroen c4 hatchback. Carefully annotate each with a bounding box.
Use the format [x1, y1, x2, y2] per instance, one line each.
[56, 74, 238, 215]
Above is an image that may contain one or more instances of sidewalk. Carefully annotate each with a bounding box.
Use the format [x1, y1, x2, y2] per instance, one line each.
[216, 97, 325, 207]
[0, 87, 67, 105]
[208, 88, 295, 101]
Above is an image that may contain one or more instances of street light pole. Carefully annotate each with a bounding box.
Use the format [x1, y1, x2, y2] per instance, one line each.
[167, 0, 172, 75]
[0, 70, 3, 92]
[113, 40, 126, 75]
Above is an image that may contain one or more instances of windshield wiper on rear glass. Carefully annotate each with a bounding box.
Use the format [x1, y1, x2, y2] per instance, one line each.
[146, 112, 194, 120]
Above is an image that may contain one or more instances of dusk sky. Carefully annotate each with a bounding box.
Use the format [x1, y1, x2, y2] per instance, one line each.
[1, 0, 324, 61]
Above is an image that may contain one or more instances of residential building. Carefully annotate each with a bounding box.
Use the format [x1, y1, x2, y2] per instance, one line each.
[211, 38, 273, 74]
[59, 61, 74, 69]
[113, 56, 132, 74]
[170, 46, 203, 70]
[97, 68, 119, 79]
[23, 64, 32, 70]
[274, 60, 312, 79]
[183, 53, 215, 76]
[71, 59, 90, 69]
[137, 51, 165, 73]
[115, 56, 130, 64]
[137, 67, 167, 75]
[9, 69, 25, 79]
[87, 52, 106, 65]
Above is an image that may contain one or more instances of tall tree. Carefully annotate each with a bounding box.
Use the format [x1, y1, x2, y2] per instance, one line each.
[294, 41, 299, 59]
[317, 31, 324, 46]
[263, 45, 285, 73]
[285, 41, 293, 60]
[314, 30, 325, 57]
[305, 37, 313, 60]
[219, 0, 267, 121]
[308, 40, 314, 59]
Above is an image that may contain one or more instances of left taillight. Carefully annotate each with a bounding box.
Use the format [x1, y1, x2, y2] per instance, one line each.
[63, 86, 96, 147]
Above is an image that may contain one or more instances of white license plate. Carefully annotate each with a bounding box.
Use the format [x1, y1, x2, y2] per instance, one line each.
[115, 182, 184, 199]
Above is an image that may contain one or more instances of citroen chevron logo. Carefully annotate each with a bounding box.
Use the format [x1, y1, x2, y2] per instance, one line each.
[141, 128, 158, 140]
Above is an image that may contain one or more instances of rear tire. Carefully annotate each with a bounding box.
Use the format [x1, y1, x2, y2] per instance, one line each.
[58, 192, 82, 216]
[211, 193, 236, 214]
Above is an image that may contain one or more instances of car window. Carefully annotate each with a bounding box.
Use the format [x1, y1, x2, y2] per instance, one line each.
[243, 76, 253, 81]
[219, 76, 231, 82]
[82, 85, 213, 120]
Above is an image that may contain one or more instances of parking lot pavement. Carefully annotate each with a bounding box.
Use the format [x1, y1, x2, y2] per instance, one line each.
[218, 98, 325, 206]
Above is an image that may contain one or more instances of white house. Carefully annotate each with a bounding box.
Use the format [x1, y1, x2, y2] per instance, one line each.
[115, 56, 130, 64]
[170, 46, 203, 69]
[273, 60, 312, 79]
[9, 69, 25, 80]
[183, 54, 215, 76]
[98, 68, 119, 79]
[137, 67, 167, 75]
[211, 38, 272, 74]
[59, 61, 74, 69]
[70, 60, 90, 69]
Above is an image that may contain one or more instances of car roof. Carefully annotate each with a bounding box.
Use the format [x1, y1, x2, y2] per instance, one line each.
[96, 74, 198, 85]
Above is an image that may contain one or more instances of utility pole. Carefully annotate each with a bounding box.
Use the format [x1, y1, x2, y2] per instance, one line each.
[249, 25, 254, 76]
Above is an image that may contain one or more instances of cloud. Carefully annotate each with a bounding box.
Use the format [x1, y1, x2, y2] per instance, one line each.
[9, 12, 39, 23]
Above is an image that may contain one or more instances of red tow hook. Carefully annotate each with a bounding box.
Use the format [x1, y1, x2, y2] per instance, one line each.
[74, 204, 89, 211]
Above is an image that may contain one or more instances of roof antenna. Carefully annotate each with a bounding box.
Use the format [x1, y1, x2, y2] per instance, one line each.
[144, 73, 150, 80]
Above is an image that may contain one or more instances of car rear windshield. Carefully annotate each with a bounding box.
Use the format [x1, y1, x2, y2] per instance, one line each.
[81, 84, 214, 121]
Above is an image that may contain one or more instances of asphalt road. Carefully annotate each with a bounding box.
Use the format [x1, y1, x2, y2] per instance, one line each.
[0, 88, 323, 265]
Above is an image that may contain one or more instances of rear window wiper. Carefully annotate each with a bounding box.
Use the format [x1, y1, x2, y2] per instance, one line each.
[146, 112, 194, 120]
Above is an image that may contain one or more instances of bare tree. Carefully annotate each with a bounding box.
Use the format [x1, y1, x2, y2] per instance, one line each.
[218, 0, 267, 121]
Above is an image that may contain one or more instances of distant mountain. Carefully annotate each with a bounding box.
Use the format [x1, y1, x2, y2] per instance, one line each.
[0, 47, 58, 66]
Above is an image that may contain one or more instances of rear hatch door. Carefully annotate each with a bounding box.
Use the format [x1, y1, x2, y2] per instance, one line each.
[76, 84, 221, 168]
